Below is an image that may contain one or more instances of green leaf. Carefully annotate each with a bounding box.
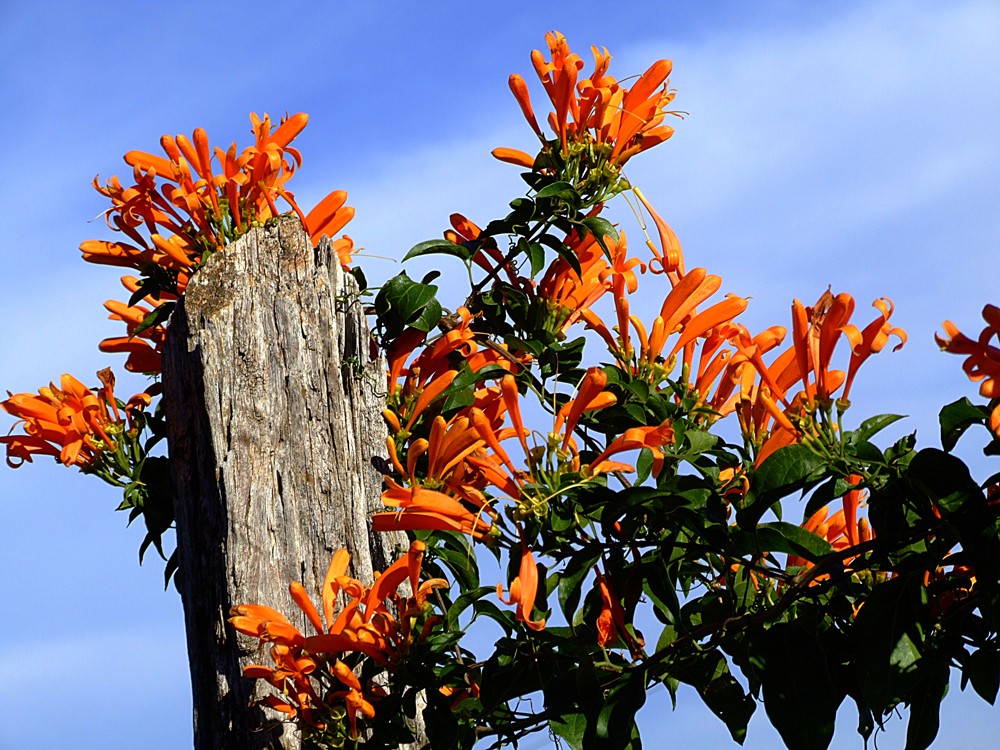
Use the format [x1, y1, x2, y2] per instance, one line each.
[890, 630, 922, 673]
[849, 439, 885, 464]
[408, 296, 442, 333]
[479, 638, 546, 709]
[703, 668, 755, 743]
[538, 336, 586, 382]
[580, 216, 620, 255]
[904, 661, 949, 750]
[738, 444, 825, 529]
[848, 413, 906, 445]
[445, 586, 495, 632]
[420, 270, 442, 285]
[803, 476, 839, 519]
[670, 649, 755, 743]
[656, 623, 678, 652]
[449, 363, 510, 392]
[557, 551, 600, 622]
[403, 238, 472, 262]
[535, 180, 576, 199]
[758, 623, 845, 750]
[440, 385, 475, 414]
[430, 536, 480, 592]
[373, 271, 442, 338]
[163, 549, 180, 590]
[966, 648, 1000, 704]
[852, 695, 875, 743]
[550, 714, 587, 750]
[527, 241, 546, 278]
[854, 575, 925, 712]
[545, 670, 600, 750]
[625, 378, 650, 402]
[348, 265, 367, 292]
[135, 456, 174, 565]
[635, 447, 654, 486]
[553, 239, 583, 279]
[939, 397, 988, 452]
[471, 599, 515, 636]
[752, 443, 825, 494]
[133, 301, 175, 337]
[127, 277, 166, 307]
[735, 521, 834, 562]
[595, 671, 647, 749]
[643, 559, 681, 626]
[683, 429, 718, 455]
[908, 448, 984, 515]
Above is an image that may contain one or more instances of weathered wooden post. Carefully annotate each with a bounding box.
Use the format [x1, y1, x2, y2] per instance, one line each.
[163, 217, 409, 748]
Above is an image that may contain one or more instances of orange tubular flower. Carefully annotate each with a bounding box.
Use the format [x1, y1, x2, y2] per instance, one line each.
[634, 187, 684, 281]
[595, 568, 645, 659]
[841, 298, 906, 402]
[937, 304, 1000, 435]
[552, 367, 617, 450]
[98, 337, 162, 375]
[790, 291, 855, 404]
[330, 661, 376, 739]
[421, 414, 492, 502]
[724, 329, 800, 461]
[491, 147, 536, 169]
[1, 371, 124, 469]
[98, 280, 169, 374]
[577, 230, 647, 365]
[303, 189, 356, 269]
[374, 478, 495, 542]
[588, 421, 676, 476]
[497, 537, 547, 631]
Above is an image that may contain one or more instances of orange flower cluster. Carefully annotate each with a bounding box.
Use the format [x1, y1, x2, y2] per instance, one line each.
[452, 216, 645, 342]
[924, 561, 977, 618]
[536, 229, 617, 336]
[376, 307, 530, 541]
[496, 31, 678, 170]
[937, 304, 1000, 436]
[382, 360, 665, 532]
[587, 285, 905, 466]
[84, 113, 356, 374]
[230, 541, 447, 738]
[0, 369, 146, 469]
[723, 291, 905, 463]
[787, 476, 873, 578]
[583, 266, 748, 400]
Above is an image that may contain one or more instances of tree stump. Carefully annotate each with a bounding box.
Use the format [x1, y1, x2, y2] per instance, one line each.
[163, 217, 406, 748]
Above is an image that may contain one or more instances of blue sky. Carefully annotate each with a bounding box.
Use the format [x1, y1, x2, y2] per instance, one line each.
[1, 1, 998, 747]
